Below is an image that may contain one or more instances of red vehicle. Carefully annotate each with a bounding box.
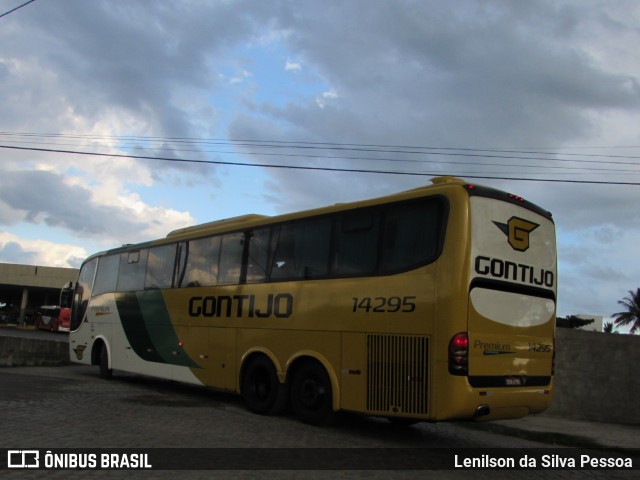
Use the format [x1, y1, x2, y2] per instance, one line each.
[35, 283, 73, 333]
[35, 305, 70, 332]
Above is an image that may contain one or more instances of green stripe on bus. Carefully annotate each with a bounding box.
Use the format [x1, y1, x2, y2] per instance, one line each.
[137, 290, 199, 368]
[115, 291, 164, 363]
[115, 291, 198, 368]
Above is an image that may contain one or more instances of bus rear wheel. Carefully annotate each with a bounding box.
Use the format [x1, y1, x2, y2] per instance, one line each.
[242, 356, 286, 415]
[290, 360, 334, 426]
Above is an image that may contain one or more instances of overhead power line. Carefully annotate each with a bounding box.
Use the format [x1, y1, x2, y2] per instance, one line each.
[0, 0, 37, 20]
[2, 143, 640, 186]
[2, 137, 638, 174]
[2, 131, 640, 162]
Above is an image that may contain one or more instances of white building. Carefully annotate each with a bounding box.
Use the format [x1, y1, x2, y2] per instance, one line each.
[575, 314, 604, 332]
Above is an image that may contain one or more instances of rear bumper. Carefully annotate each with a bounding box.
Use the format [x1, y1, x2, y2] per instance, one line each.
[434, 363, 553, 421]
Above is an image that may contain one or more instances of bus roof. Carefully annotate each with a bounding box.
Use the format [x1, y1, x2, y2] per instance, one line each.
[166, 214, 269, 239]
[84, 176, 551, 261]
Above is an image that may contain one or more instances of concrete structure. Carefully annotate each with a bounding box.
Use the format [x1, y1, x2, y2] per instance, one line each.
[575, 314, 604, 332]
[0, 333, 69, 366]
[0, 262, 78, 325]
[546, 327, 640, 425]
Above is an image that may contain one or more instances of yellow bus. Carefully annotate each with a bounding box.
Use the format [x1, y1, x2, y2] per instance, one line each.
[69, 176, 557, 425]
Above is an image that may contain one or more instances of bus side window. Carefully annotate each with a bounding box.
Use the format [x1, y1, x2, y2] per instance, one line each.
[145, 244, 177, 289]
[175, 242, 188, 287]
[179, 236, 221, 288]
[380, 199, 444, 272]
[246, 228, 271, 284]
[218, 233, 244, 285]
[117, 249, 149, 292]
[93, 254, 120, 295]
[333, 209, 380, 276]
[271, 218, 331, 281]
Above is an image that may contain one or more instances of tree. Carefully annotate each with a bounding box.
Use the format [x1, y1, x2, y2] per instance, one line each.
[603, 322, 617, 333]
[556, 315, 594, 329]
[612, 288, 640, 334]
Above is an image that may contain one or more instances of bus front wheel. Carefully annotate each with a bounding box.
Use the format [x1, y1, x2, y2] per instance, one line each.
[290, 360, 334, 426]
[98, 343, 112, 379]
[242, 356, 287, 415]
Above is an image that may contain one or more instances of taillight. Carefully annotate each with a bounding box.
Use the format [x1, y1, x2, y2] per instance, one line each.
[449, 332, 469, 376]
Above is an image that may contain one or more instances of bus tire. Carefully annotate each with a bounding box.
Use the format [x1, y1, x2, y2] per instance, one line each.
[290, 360, 334, 426]
[98, 343, 112, 379]
[242, 356, 287, 415]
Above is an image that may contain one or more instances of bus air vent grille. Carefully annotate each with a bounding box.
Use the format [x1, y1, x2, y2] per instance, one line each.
[366, 334, 429, 416]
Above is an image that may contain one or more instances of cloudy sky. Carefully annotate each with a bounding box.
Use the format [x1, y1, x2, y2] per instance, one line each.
[1, 0, 639, 328]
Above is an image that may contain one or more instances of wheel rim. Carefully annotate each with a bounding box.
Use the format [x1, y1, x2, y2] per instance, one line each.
[299, 377, 325, 410]
[250, 368, 271, 402]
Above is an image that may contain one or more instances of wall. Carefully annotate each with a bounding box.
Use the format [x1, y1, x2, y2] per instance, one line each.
[0, 262, 78, 288]
[546, 328, 640, 425]
[0, 262, 79, 324]
[0, 334, 69, 367]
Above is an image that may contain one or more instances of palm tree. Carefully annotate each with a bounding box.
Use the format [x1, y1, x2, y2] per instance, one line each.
[612, 288, 640, 334]
[603, 322, 616, 333]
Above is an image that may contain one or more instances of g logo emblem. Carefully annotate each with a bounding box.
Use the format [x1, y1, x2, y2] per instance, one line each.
[494, 217, 539, 252]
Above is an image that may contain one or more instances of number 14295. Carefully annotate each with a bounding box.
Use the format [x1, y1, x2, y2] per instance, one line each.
[352, 296, 416, 313]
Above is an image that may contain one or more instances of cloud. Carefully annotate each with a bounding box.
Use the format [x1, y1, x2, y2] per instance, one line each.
[228, 70, 252, 85]
[0, 233, 87, 268]
[1, 0, 639, 322]
[223, 2, 638, 217]
[0, 0, 263, 172]
[0, 170, 106, 233]
[559, 224, 638, 317]
[0, 240, 38, 266]
[315, 90, 338, 109]
[0, 167, 193, 244]
[285, 61, 301, 72]
[227, 1, 640, 320]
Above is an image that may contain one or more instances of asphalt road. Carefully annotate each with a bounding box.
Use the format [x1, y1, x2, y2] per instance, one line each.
[0, 364, 637, 480]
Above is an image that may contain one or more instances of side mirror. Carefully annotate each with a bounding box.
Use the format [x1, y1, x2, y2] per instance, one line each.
[59, 282, 77, 308]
